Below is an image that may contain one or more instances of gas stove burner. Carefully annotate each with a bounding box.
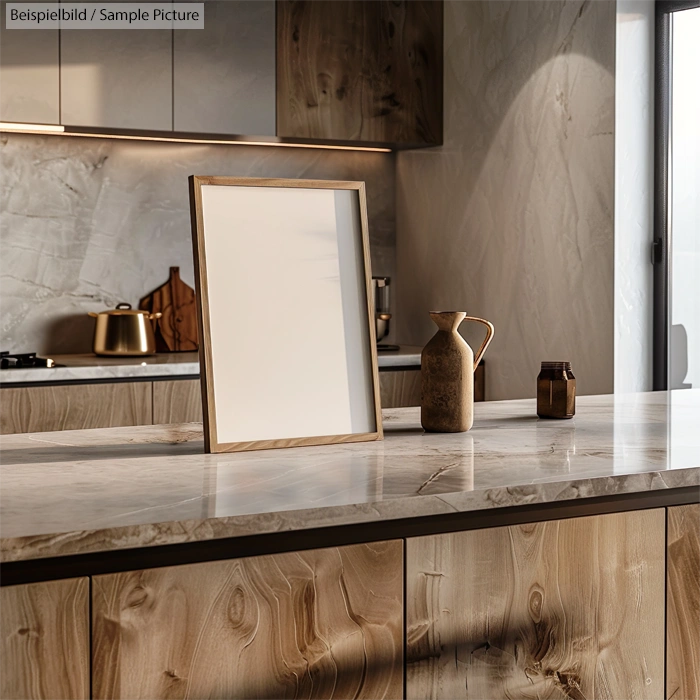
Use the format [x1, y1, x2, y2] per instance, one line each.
[0, 352, 57, 369]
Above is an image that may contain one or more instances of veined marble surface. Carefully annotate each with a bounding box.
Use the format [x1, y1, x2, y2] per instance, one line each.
[0, 132, 396, 355]
[0, 347, 422, 384]
[1, 391, 698, 563]
[0, 352, 200, 384]
[396, 0, 616, 400]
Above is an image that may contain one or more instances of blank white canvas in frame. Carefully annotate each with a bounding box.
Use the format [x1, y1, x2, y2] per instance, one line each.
[198, 183, 377, 445]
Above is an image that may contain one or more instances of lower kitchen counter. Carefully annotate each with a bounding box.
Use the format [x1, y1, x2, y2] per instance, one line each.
[0, 373, 431, 433]
[0, 347, 424, 385]
[1, 390, 698, 565]
[0, 347, 439, 433]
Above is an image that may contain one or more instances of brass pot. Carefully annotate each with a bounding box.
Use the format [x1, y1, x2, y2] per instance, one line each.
[89, 303, 162, 356]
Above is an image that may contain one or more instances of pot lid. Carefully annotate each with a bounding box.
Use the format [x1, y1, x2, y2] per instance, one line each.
[96, 303, 149, 316]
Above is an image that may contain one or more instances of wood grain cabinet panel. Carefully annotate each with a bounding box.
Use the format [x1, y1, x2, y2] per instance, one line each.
[277, 0, 443, 145]
[379, 370, 421, 408]
[379, 365, 484, 408]
[152, 379, 203, 424]
[667, 504, 700, 700]
[406, 509, 666, 699]
[174, 0, 276, 135]
[0, 381, 152, 434]
[0, 578, 89, 700]
[92, 540, 403, 699]
[0, 1, 59, 124]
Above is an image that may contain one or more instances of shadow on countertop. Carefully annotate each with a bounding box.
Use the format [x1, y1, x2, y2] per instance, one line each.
[0, 439, 204, 466]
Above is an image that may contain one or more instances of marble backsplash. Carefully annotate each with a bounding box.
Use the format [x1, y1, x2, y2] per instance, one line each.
[396, 0, 616, 400]
[0, 133, 395, 353]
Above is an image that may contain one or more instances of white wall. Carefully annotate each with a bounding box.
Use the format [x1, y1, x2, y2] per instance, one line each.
[396, 0, 616, 400]
[614, 0, 654, 394]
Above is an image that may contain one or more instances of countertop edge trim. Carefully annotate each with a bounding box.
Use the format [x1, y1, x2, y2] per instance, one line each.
[0, 365, 420, 387]
[1, 485, 697, 587]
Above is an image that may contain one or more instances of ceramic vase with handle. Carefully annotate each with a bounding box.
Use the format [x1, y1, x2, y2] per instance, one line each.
[421, 311, 495, 432]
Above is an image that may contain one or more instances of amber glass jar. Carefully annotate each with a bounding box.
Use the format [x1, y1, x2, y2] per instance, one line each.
[537, 361, 576, 419]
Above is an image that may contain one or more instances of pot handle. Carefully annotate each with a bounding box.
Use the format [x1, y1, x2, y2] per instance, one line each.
[462, 317, 494, 371]
[148, 312, 163, 321]
[88, 312, 98, 318]
[116, 303, 132, 310]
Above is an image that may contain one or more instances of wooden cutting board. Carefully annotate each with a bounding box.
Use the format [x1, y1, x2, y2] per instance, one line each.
[139, 267, 198, 352]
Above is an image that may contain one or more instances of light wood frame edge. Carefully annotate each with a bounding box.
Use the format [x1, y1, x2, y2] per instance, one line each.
[189, 176, 218, 453]
[357, 181, 384, 441]
[188, 175, 383, 454]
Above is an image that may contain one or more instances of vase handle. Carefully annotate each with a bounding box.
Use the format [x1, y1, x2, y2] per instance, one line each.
[462, 317, 494, 371]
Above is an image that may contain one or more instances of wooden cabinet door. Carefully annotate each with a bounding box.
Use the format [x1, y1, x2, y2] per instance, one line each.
[60, 10, 171, 130]
[1, 578, 90, 700]
[0, 381, 152, 434]
[0, 1, 59, 124]
[378, 365, 483, 408]
[93, 541, 403, 699]
[277, 0, 443, 146]
[174, 0, 276, 135]
[379, 370, 421, 408]
[667, 504, 700, 700]
[406, 509, 665, 699]
[152, 379, 203, 424]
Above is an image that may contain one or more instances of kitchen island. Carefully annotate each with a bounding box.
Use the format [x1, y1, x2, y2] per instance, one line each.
[1, 392, 698, 699]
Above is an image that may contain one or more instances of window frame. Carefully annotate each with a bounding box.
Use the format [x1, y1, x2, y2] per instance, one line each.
[653, 0, 700, 390]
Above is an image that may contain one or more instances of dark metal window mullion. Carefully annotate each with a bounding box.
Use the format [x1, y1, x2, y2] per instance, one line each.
[653, 5, 671, 391]
[658, 0, 700, 10]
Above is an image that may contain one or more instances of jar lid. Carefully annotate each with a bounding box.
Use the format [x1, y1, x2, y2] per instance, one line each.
[541, 361, 572, 370]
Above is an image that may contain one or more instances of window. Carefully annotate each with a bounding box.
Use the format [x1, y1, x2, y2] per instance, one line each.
[654, 1, 700, 390]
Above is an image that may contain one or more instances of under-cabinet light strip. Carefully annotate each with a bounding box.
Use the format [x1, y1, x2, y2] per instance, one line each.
[0, 122, 392, 152]
[1, 122, 65, 132]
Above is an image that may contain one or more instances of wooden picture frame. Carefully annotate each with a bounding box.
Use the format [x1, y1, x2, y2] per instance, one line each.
[189, 176, 383, 453]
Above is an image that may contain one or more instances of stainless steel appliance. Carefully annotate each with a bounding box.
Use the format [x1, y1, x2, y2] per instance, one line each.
[372, 277, 399, 350]
[0, 352, 58, 369]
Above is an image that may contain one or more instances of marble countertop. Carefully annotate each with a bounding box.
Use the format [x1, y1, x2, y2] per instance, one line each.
[1, 391, 698, 563]
[0, 347, 423, 384]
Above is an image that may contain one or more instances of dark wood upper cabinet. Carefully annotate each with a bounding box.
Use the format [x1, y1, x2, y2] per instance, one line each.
[277, 0, 443, 147]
